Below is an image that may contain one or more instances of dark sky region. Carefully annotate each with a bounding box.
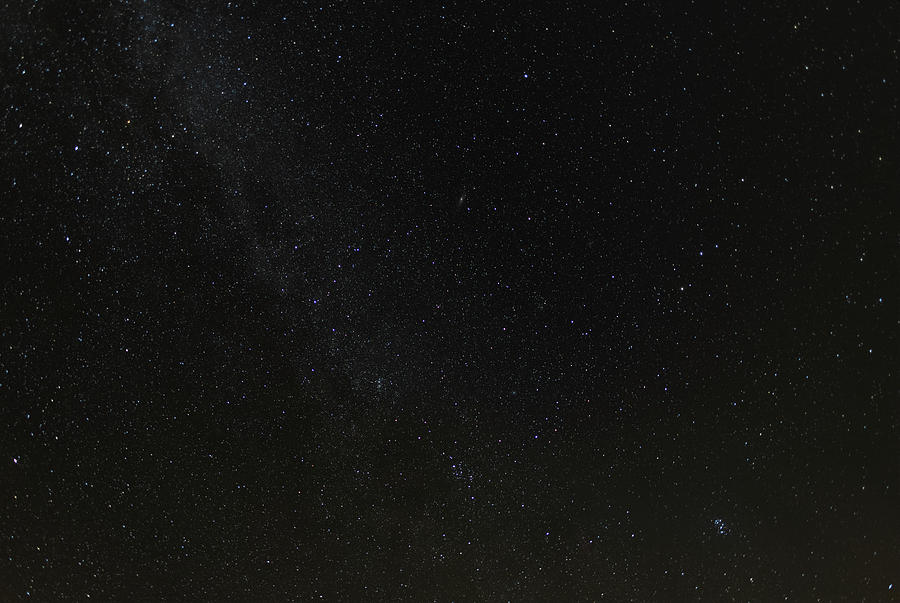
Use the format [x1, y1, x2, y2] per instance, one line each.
[1, 1, 897, 601]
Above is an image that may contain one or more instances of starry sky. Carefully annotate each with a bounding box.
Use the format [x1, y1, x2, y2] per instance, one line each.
[1, 1, 897, 600]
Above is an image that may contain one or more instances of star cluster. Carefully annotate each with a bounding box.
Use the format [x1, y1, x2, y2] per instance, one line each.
[1, 1, 897, 600]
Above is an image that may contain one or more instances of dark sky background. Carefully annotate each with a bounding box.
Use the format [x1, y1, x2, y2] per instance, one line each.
[1, 1, 897, 600]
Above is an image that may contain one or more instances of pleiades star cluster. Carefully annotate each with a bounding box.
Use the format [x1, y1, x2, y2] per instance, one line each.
[1, 1, 897, 600]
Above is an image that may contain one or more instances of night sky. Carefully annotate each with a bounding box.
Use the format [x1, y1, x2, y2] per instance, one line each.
[1, 1, 898, 600]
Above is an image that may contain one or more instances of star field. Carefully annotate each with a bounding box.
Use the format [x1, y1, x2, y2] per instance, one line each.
[1, 1, 897, 600]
